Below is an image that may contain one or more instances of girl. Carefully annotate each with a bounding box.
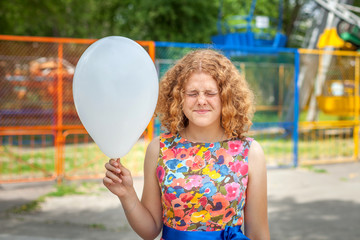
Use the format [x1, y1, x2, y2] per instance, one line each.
[103, 49, 270, 240]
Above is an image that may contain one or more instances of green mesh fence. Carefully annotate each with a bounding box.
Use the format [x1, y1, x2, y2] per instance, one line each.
[155, 45, 296, 167]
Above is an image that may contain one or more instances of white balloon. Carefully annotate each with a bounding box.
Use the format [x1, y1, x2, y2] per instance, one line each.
[73, 36, 158, 158]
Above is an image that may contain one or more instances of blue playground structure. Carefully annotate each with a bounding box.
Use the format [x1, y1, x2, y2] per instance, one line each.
[212, 0, 287, 48]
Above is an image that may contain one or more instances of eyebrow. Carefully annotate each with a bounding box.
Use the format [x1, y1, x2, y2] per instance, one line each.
[185, 89, 218, 92]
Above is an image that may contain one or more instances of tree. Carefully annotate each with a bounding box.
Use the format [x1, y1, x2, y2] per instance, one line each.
[2, 0, 357, 45]
[0, 0, 219, 43]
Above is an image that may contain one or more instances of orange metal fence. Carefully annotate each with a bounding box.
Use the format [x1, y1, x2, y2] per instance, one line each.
[0, 35, 155, 183]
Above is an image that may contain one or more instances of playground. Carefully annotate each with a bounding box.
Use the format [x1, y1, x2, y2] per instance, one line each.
[2, 0, 360, 183]
[1, 0, 360, 239]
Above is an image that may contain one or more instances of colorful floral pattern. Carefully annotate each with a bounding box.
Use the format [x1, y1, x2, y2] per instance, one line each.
[157, 132, 253, 231]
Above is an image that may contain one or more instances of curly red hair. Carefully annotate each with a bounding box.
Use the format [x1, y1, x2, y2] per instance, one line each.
[156, 49, 254, 140]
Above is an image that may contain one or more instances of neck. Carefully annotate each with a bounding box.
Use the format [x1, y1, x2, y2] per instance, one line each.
[184, 123, 225, 143]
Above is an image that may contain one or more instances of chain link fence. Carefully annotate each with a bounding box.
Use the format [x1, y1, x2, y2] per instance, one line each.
[155, 43, 297, 167]
[0, 36, 154, 183]
[1, 36, 359, 184]
[298, 49, 360, 165]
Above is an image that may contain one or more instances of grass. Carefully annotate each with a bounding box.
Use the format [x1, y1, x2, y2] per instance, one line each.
[9, 196, 46, 214]
[8, 181, 101, 214]
[63, 140, 146, 176]
[1, 145, 55, 174]
[301, 165, 328, 174]
[299, 110, 354, 122]
[253, 134, 353, 166]
[0, 134, 356, 180]
[88, 223, 106, 230]
[0, 140, 146, 179]
[46, 183, 85, 197]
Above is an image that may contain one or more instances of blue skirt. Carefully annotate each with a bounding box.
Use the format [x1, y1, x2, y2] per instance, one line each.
[162, 225, 251, 240]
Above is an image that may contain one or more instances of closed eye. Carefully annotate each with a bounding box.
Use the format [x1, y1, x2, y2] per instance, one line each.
[205, 91, 218, 97]
[186, 93, 198, 97]
[184, 90, 218, 98]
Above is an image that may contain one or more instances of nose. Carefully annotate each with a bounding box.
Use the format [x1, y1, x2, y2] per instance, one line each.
[197, 93, 207, 105]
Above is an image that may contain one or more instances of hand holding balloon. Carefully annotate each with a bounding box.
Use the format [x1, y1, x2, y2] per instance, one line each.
[73, 36, 158, 158]
[103, 158, 134, 198]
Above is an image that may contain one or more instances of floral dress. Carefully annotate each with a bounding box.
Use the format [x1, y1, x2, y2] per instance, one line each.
[156, 132, 253, 234]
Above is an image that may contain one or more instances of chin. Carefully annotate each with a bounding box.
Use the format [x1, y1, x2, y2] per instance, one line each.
[191, 120, 218, 128]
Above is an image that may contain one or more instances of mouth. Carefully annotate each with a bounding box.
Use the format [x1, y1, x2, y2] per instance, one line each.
[194, 110, 210, 114]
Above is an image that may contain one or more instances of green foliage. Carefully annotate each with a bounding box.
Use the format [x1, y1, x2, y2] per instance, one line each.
[2, 0, 360, 45]
[124, 0, 218, 42]
[0, 0, 218, 43]
[0, 0, 315, 44]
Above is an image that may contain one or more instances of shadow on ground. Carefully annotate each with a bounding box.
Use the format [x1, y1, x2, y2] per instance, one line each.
[2, 197, 360, 240]
[269, 197, 360, 240]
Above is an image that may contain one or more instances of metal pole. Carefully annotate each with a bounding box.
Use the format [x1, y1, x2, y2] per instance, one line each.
[354, 56, 359, 161]
[293, 50, 300, 167]
[56, 43, 64, 184]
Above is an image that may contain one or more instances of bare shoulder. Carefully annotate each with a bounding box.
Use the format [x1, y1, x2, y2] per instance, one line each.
[248, 140, 266, 170]
[144, 136, 160, 168]
[146, 136, 160, 156]
[249, 140, 264, 156]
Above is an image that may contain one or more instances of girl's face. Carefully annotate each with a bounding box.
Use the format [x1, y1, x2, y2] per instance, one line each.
[182, 72, 222, 129]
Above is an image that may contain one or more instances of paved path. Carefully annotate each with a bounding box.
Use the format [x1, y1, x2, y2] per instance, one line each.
[0, 162, 359, 240]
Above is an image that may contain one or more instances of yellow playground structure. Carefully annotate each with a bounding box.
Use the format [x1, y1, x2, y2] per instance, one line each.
[317, 79, 360, 116]
[302, 0, 360, 119]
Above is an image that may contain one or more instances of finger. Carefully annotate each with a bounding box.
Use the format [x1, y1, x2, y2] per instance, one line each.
[118, 161, 131, 177]
[103, 176, 115, 185]
[116, 158, 120, 166]
[106, 170, 122, 183]
[109, 158, 119, 167]
[105, 162, 121, 173]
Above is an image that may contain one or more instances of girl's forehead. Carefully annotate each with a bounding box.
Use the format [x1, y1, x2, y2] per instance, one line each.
[184, 72, 218, 89]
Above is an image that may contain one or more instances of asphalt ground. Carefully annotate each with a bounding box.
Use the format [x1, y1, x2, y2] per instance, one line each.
[0, 162, 359, 240]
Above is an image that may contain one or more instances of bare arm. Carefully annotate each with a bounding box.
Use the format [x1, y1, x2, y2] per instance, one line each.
[103, 137, 162, 239]
[244, 140, 270, 239]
